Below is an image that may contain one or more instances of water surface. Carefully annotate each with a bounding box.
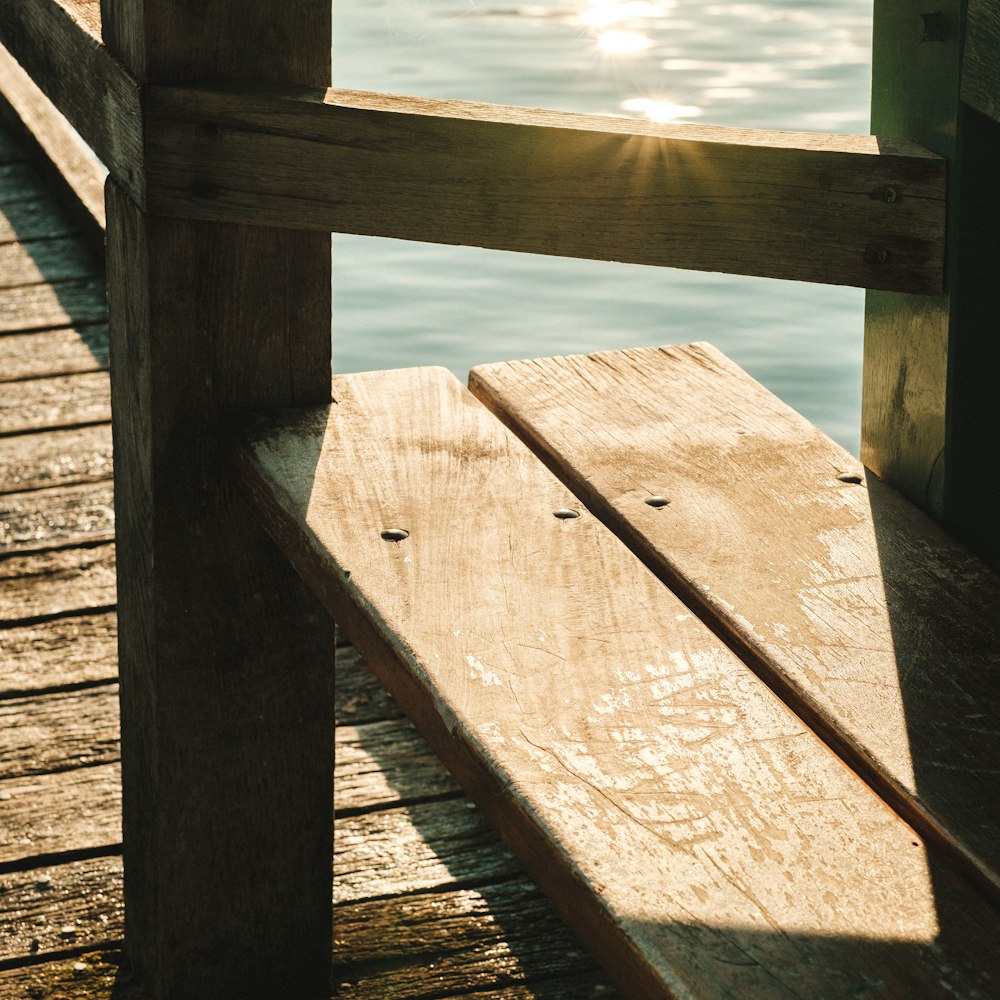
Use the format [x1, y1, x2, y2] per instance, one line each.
[332, 0, 873, 452]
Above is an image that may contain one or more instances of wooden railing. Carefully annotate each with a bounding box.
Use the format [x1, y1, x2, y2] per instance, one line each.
[2, 0, 999, 997]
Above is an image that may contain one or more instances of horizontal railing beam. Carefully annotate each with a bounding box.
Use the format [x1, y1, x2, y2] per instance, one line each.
[0, 0, 142, 204]
[146, 85, 947, 293]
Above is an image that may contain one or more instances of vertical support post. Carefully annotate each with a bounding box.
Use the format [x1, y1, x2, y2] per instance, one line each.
[101, 2, 335, 998]
[864, 0, 1000, 570]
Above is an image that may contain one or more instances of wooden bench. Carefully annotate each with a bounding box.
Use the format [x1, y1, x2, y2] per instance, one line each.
[234, 346, 1000, 998]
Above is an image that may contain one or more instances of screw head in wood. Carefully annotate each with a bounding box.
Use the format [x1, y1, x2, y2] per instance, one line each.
[837, 472, 864, 485]
[381, 528, 409, 541]
[552, 508, 580, 519]
[644, 496, 671, 508]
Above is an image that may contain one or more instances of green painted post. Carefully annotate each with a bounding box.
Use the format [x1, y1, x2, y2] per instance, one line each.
[864, 0, 1000, 571]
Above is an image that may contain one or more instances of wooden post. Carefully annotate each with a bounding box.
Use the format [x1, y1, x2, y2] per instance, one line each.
[101, 2, 335, 997]
[864, 0, 1000, 571]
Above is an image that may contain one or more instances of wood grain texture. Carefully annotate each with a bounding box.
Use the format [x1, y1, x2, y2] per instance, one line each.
[0, 43, 107, 227]
[0, 685, 118, 778]
[0, 611, 116, 693]
[0, 196, 86, 244]
[0, 235, 100, 289]
[470, 343, 1000, 900]
[0, 371, 110, 434]
[239, 365, 1000, 1000]
[0, 276, 106, 333]
[0, 325, 107, 381]
[0, 480, 114, 553]
[0, 0, 141, 200]
[0, 542, 116, 623]
[336, 719, 461, 814]
[334, 879, 619, 1000]
[0, 763, 121, 864]
[105, 173, 334, 999]
[0, 423, 112, 492]
[0, 856, 123, 963]
[963, 0, 1000, 124]
[146, 84, 946, 293]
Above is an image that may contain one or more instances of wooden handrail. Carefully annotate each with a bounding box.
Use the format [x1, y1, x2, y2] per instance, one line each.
[0, 0, 141, 203]
[143, 84, 946, 293]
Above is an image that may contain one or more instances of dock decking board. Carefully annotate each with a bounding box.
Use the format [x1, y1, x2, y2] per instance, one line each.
[0, 370, 110, 434]
[0, 324, 108, 381]
[0, 424, 112, 492]
[0, 480, 115, 553]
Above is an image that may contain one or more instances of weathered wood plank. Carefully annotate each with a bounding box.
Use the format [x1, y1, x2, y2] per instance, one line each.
[334, 879, 619, 1000]
[336, 719, 461, 814]
[0, 542, 116, 623]
[0, 685, 119, 778]
[0, 371, 110, 435]
[0, 0, 142, 200]
[0, 424, 112, 492]
[0, 856, 123, 963]
[0, 480, 114, 553]
[0, 162, 49, 204]
[963, 0, 1000, 125]
[0, 276, 106, 334]
[0, 611, 116, 694]
[0, 236, 100, 289]
[0, 763, 120, 864]
[0, 197, 85, 244]
[335, 798, 522, 905]
[336, 630, 404, 727]
[0, 952, 132, 1000]
[0, 325, 108, 381]
[239, 366, 1000, 999]
[470, 343, 1000, 900]
[0, 43, 107, 228]
[147, 85, 947, 293]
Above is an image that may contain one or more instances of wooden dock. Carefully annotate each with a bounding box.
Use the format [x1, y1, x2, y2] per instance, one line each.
[0, 121, 618, 999]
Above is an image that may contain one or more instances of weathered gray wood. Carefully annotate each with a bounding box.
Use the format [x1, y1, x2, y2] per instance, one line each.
[0, 0, 141, 201]
[0, 372, 109, 435]
[964, 0, 1000, 124]
[0, 199, 84, 246]
[0, 44, 107, 228]
[336, 719, 461, 814]
[0, 424, 112, 492]
[0, 763, 121, 864]
[335, 798, 522, 905]
[146, 84, 946, 293]
[470, 343, 1000, 900]
[0, 856, 123, 963]
[0, 236, 100, 289]
[0, 542, 116, 623]
[0, 480, 114, 553]
[334, 879, 619, 1000]
[336, 630, 404, 727]
[0, 325, 108, 381]
[239, 365, 1000, 999]
[0, 951, 134, 1000]
[0, 684, 119, 778]
[0, 610, 116, 693]
[101, 0, 334, 991]
[0, 162, 48, 203]
[0, 276, 106, 334]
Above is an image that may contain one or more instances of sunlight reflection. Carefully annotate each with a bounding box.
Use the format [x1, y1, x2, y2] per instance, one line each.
[621, 96, 702, 122]
[596, 28, 654, 54]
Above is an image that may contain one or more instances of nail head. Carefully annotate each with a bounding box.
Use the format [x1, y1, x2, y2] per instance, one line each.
[645, 496, 671, 508]
[553, 508, 580, 520]
[381, 528, 409, 541]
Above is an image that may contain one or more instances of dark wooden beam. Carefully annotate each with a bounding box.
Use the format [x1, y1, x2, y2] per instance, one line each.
[100, 0, 335, 996]
[145, 85, 947, 293]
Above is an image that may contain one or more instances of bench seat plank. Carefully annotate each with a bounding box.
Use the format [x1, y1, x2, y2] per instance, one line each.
[238, 366, 1000, 999]
[469, 343, 1000, 899]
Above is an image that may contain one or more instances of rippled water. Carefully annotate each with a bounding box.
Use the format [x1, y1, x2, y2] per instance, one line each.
[332, 0, 873, 452]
